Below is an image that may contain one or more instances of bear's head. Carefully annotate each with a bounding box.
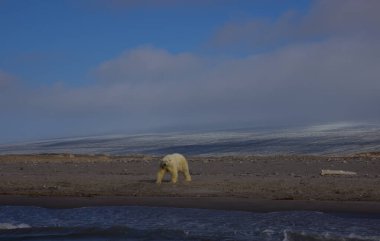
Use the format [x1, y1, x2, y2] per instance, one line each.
[160, 159, 170, 169]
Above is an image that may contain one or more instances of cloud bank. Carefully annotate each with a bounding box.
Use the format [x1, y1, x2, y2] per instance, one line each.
[78, 0, 218, 10]
[1, 0, 380, 142]
[0, 70, 16, 90]
[211, 0, 380, 51]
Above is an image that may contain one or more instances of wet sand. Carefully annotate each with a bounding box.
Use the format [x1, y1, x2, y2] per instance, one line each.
[0, 153, 380, 213]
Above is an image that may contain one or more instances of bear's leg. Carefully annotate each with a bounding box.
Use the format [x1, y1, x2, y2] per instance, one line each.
[170, 168, 178, 184]
[184, 169, 192, 182]
[156, 169, 166, 184]
[182, 162, 192, 181]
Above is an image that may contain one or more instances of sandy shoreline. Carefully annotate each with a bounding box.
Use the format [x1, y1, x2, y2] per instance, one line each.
[0, 153, 379, 213]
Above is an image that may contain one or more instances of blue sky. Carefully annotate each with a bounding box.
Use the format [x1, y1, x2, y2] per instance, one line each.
[0, 0, 379, 143]
[0, 1, 311, 86]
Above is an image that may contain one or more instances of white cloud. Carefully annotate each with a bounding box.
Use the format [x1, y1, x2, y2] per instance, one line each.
[0, 69, 16, 90]
[15, 39, 377, 123]
[78, 0, 219, 10]
[95, 46, 206, 84]
[211, 0, 380, 50]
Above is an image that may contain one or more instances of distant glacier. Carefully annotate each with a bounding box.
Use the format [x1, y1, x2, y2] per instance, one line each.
[1, 122, 380, 156]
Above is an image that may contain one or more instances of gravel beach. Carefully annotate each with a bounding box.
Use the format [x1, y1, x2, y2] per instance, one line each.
[0, 153, 380, 212]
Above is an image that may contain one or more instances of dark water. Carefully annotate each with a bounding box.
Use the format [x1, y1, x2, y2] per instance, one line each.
[0, 206, 380, 241]
[1, 123, 380, 156]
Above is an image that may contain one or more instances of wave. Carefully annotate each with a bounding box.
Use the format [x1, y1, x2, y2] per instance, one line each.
[1, 206, 379, 241]
[1, 226, 379, 241]
[0, 226, 218, 241]
[284, 230, 380, 241]
[0, 223, 31, 230]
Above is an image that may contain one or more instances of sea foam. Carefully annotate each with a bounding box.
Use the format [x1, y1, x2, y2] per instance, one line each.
[0, 223, 31, 230]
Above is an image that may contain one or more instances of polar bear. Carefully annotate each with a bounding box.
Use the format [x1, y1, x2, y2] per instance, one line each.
[156, 153, 191, 184]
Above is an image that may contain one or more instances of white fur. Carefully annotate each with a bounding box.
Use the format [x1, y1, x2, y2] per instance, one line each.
[156, 153, 191, 184]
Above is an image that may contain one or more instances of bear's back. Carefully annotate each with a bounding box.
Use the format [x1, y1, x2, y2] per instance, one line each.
[163, 153, 187, 170]
[165, 153, 185, 160]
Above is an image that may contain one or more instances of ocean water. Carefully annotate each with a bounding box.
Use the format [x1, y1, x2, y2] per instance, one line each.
[0, 206, 379, 241]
